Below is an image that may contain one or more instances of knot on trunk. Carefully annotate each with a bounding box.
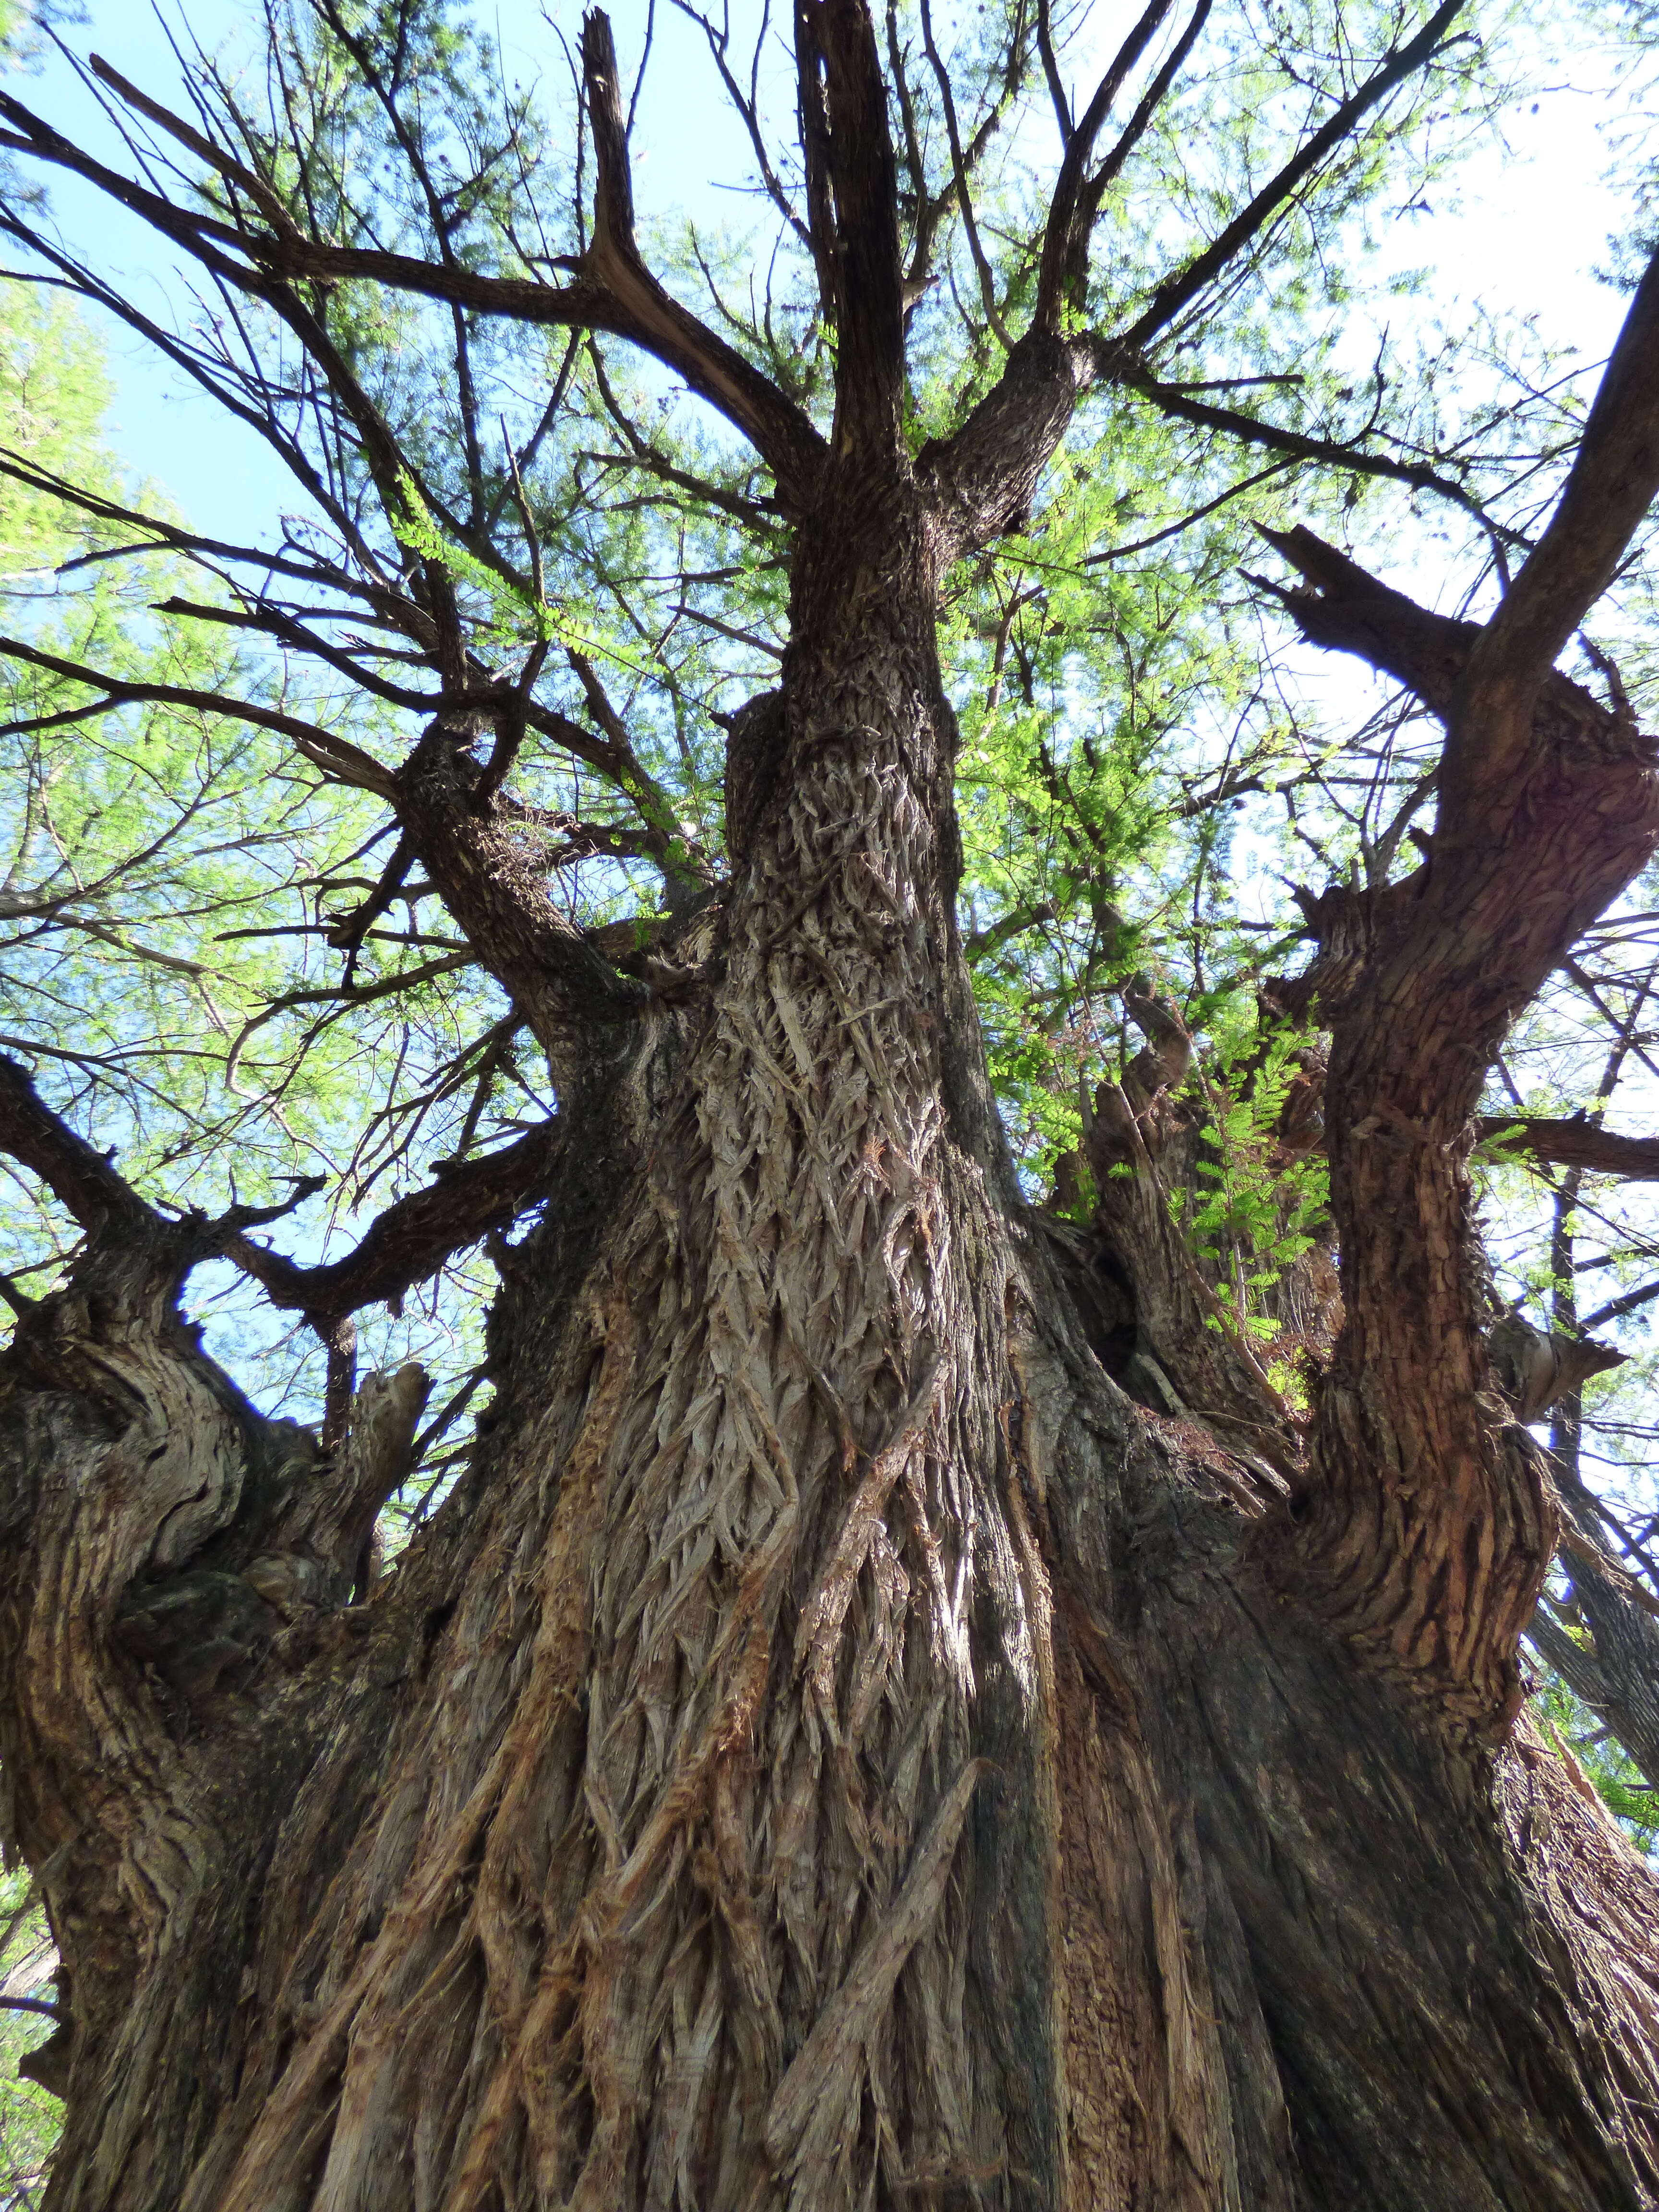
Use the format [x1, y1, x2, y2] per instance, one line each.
[114, 1363, 429, 1706]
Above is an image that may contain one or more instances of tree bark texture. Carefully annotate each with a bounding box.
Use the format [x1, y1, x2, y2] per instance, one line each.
[6, 456, 1659, 2212]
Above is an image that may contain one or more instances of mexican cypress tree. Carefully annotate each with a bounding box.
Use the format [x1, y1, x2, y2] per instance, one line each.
[3, 2, 1659, 2206]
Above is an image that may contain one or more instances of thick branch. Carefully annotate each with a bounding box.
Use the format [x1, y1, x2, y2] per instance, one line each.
[393, 721, 648, 1081]
[574, 11, 826, 503]
[919, 331, 1100, 553]
[0, 1057, 324, 1310]
[1256, 517, 1659, 1725]
[1250, 524, 1606, 735]
[226, 1121, 560, 1321]
[1258, 529, 1659, 1732]
[800, 0, 907, 449]
[1477, 1116, 1659, 1183]
[0, 1054, 157, 1243]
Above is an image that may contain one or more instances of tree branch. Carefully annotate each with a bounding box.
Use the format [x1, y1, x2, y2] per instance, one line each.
[1262, 521, 1659, 1728]
[1249, 524, 1559, 726]
[1131, 373, 1521, 542]
[0, 635, 396, 796]
[1477, 1117, 1659, 1183]
[803, 0, 907, 448]
[0, 1054, 157, 1244]
[0, 1993, 62, 2022]
[917, 0, 1013, 349]
[0, 1056, 324, 1285]
[668, 1, 816, 267]
[392, 721, 648, 1082]
[573, 10, 827, 501]
[1033, 0, 1175, 329]
[1113, 0, 1465, 352]
[226, 1121, 560, 1321]
[1448, 240, 1659, 815]
[918, 330, 1100, 553]
[0, 40, 828, 514]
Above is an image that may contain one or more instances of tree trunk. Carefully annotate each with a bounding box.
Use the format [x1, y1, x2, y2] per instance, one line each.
[6, 474, 1659, 2212]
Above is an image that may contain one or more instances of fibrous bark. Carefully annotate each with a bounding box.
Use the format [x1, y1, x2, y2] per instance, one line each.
[7, 462, 1659, 2212]
[5, 6, 1659, 2207]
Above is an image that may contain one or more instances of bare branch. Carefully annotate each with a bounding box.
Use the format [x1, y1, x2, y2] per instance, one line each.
[0, 634, 397, 796]
[1449, 241, 1659, 813]
[1035, 0, 1072, 141]
[1113, 0, 1465, 352]
[1034, 0, 1174, 330]
[226, 1121, 560, 1321]
[669, 0, 815, 265]
[1477, 1117, 1659, 1184]
[0, 45, 828, 512]
[1080, 0, 1211, 216]
[917, 0, 1013, 349]
[1129, 371, 1522, 544]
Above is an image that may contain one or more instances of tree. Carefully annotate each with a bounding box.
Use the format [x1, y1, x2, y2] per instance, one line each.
[2, 0, 1659, 2205]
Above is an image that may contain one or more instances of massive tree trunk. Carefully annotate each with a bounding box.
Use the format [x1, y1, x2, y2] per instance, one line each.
[8, 6, 1659, 2204]
[8, 446, 1659, 2212]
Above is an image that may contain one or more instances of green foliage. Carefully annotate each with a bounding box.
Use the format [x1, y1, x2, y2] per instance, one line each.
[0, 282, 529, 1435]
[1181, 1016, 1329, 1336]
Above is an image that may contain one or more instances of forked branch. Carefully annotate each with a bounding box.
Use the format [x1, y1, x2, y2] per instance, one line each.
[1256, 464, 1659, 1734]
[1114, 0, 1466, 351]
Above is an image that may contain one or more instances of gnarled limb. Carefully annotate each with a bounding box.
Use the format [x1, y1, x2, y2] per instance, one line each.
[225, 1122, 561, 1324]
[1258, 480, 1659, 1736]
